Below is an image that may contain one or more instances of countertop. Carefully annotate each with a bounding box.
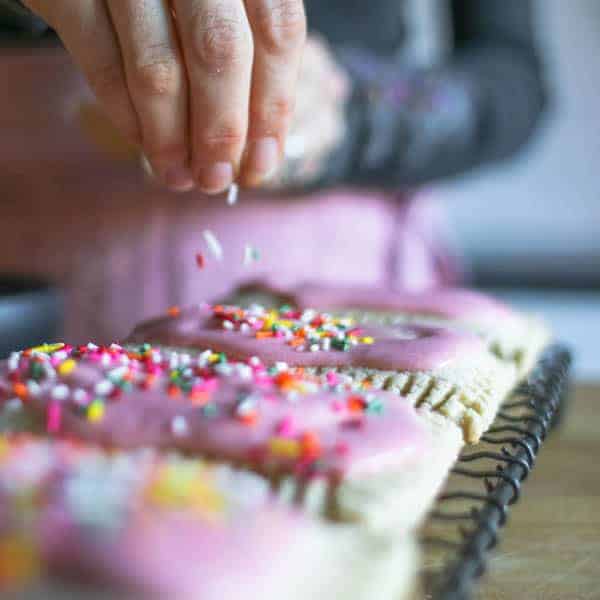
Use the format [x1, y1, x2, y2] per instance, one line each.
[476, 383, 600, 599]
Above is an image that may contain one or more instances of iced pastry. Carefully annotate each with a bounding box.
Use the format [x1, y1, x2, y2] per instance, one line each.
[127, 304, 515, 441]
[0, 435, 417, 600]
[226, 281, 550, 377]
[0, 342, 461, 532]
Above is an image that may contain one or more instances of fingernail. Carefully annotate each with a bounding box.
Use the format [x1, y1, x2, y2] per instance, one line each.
[164, 165, 195, 192]
[247, 137, 279, 183]
[197, 162, 233, 194]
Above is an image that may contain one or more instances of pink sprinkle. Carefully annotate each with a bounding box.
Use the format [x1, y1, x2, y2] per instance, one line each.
[276, 416, 295, 436]
[199, 377, 218, 393]
[331, 400, 345, 413]
[334, 442, 350, 456]
[145, 364, 162, 375]
[47, 401, 61, 433]
[252, 320, 264, 330]
[326, 371, 339, 386]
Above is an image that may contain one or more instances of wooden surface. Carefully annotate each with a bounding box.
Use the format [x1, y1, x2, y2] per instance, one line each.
[475, 383, 600, 600]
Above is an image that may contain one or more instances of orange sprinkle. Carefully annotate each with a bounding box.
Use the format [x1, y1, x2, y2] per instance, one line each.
[300, 431, 322, 460]
[288, 338, 304, 348]
[238, 412, 258, 426]
[255, 331, 274, 339]
[141, 374, 157, 390]
[12, 383, 28, 400]
[167, 306, 181, 318]
[190, 391, 210, 406]
[275, 372, 297, 390]
[167, 384, 181, 398]
[347, 395, 366, 413]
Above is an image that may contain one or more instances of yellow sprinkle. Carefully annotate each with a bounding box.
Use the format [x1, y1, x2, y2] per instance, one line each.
[209, 353, 220, 363]
[30, 343, 65, 354]
[361, 337, 375, 345]
[57, 359, 77, 376]
[0, 438, 8, 461]
[146, 465, 225, 520]
[0, 536, 39, 584]
[268, 437, 301, 459]
[87, 401, 105, 422]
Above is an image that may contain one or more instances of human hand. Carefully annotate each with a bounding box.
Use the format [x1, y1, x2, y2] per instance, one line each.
[23, 0, 306, 194]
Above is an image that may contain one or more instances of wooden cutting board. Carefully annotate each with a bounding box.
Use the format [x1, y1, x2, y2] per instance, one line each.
[476, 383, 600, 600]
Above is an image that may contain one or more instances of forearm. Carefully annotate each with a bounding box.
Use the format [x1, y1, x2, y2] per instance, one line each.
[323, 0, 548, 189]
[331, 46, 546, 188]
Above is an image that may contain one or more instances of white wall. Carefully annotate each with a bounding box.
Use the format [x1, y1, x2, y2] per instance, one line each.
[439, 0, 600, 283]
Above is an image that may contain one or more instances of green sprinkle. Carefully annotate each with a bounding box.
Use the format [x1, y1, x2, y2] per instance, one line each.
[366, 398, 385, 415]
[203, 403, 219, 418]
[332, 339, 350, 352]
[29, 362, 45, 381]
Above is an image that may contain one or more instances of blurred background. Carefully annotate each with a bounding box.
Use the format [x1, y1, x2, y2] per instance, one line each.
[440, 0, 600, 380]
[0, 0, 598, 378]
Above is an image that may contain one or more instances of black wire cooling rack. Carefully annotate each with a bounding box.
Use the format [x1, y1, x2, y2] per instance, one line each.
[420, 344, 572, 600]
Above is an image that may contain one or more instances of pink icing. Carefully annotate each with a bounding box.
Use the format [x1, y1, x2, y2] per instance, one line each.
[127, 305, 485, 371]
[42, 510, 301, 600]
[232, 280, 514, 322]
[0, 346, 429, 479]
[0, 435, 306, 599]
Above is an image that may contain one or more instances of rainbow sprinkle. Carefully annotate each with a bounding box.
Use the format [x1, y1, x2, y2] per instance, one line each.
[212, 304, 376, 353]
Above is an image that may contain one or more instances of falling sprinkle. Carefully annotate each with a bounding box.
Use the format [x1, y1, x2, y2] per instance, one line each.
[167, 306, 181, 318]
[195, 253, 206, 269]
[226, 182, 239, 206]
[243, 244, 260, 266]
[203, 230, 223, 261]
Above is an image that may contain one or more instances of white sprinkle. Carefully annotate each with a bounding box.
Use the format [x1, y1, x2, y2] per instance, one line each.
[94, 380, 114, 397]
[171, 416, 188, 437]
[249, 356, 261, 367]
[240, 322, 251, 335]
[27, 381, 41, 398]
[274, 361, 288, 372]
[180, 353, 192, 367]
[203, 229, 223, 261]
[168, 353, 180, 370]
[226, 182, 239, 206]
[197, 350, 213, 367]
[321, 338, 331, 351]
[309, 344, 320, 353]
[110, 343, 122, 351]
[4, 398, 23, 413]
[108, 366, 128, 381]
[301, 309, 317, 323]
[73, 388, 89, 405]
[235, 364, 253, 380]
[8, 352, 20, 371]
[296, 345, 306, 352]
[53, 350, 68, 362]
[87, 343, 99, 351]
[222, 320, 234, 330]
[51, 384, 70, 401]
[214, 363, 233, 376]
[101, 353, 111, 367]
